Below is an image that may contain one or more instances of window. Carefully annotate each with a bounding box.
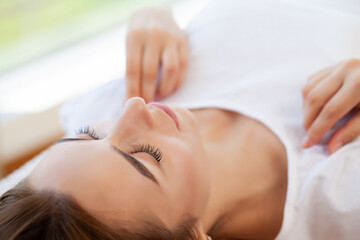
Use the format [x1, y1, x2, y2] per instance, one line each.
[0, 0, 179, 74]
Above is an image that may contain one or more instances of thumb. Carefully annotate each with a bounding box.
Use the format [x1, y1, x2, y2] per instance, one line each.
[328, 110, 360, 154]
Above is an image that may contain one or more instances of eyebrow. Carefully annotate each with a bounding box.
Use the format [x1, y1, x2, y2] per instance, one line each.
[53, 138, 158, 185]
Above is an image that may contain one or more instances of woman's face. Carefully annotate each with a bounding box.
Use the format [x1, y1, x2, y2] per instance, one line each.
[29, 97, 211, 229]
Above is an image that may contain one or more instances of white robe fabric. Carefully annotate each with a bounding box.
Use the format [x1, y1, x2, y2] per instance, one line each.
[2, 0, 360, 239]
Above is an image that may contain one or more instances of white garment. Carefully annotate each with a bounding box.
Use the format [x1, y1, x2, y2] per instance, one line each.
[158, 1, 360, 239]
[59, 0, 360, 239]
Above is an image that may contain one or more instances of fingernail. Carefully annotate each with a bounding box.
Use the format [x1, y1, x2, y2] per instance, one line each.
[333, 141, 343, 152]
[301, 136, 309, 148]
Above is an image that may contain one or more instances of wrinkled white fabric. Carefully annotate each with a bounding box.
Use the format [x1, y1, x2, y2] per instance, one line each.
[161, 1, 360, 238]
[1, 0, 360, 239]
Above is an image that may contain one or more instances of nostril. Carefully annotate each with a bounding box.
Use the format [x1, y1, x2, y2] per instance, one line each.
[116, 97, 156, 130]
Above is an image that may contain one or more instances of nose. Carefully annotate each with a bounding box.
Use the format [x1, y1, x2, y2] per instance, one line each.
[109, 97, 154, 138]
[121, 97, 154, 125]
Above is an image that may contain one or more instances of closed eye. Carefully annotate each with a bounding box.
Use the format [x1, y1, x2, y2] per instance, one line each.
[75, 126, 163, 163]
[76, 126, 99, 139]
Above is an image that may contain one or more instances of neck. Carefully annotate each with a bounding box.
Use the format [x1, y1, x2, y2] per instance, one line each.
[193, 109, 287, 239]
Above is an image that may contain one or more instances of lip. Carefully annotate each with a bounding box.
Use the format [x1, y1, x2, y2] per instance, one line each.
[147, 102, 179, 129]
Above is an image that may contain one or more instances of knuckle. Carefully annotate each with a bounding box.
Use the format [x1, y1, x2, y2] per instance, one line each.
[179, 57, 188, 68]
[126, 56, 140, 71]
[149, 27, 161, 37]
[126, 81, 138, 94]
[159, 88, 168, 97]
[345, 58, 360, 68]
[307, 129, 318, 139]
[342, 131, 359, 144]
[344, 137, 354, 145]
[127, 29, 144, 41]
[127, 86, 137, 95]
[173, 34, 184, 44]
[321, 108, 336, 121]
[306, 92, 319, 106]
[308, 129, 322, 141]
[144, 59, 157, 69]
[164, 33, 177, 44]
[143, 68, 158, 81]
[179, 34, 188, 44]
[146, 28, 162, 42]
[301, 84, 311, 97]
[164, 63, 178, 74]
[143, 87, 154, 98]
[126, 66, 139, 79]
[160, 86, 172, 97]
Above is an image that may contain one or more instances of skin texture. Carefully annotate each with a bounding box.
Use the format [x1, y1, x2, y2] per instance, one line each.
[301, 59, 360, 153]
[29, 97, 288, 239]
[29, 97, 211, 231]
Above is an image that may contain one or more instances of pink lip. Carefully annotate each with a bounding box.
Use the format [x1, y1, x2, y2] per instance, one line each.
[147, 102, 179, 129]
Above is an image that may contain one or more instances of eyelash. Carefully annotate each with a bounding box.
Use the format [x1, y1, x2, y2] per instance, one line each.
[76, 126, 163, 163]
[76, 126, 100, 140]
[130, 144, 163, 163]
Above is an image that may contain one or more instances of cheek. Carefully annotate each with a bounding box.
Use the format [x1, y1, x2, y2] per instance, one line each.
[184, 134, 211, 214]
[165, 141, 210, 216]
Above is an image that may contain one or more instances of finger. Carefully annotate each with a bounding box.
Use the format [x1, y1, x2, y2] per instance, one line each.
[158, 43, 179, 98]
[301, 84, 360, 148]
[125, 31, 144, 99]
[328, 109, 360, 154]
[307, 65, 334, 83]
[301, 67, 334, 100]
[173, 40, 189, 91]
[303, 68, 343, 130]
[142, 39, 161, 103]
[302, 65, 335, 101]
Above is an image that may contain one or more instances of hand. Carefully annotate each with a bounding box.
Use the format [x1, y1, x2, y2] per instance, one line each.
[125, 7, 189, 103]
[301, 59, 360, 153]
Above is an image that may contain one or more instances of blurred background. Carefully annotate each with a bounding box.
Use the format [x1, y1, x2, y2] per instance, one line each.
[0, 0, 209, 179]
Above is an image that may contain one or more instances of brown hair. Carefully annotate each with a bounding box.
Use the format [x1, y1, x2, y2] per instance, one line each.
[0, 180, 199, 240]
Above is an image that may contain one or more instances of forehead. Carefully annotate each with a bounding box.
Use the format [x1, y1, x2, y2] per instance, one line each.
[29, 141, 163, 214]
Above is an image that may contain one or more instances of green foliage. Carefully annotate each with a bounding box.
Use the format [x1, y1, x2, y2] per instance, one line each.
[0, 0, 178, 73]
